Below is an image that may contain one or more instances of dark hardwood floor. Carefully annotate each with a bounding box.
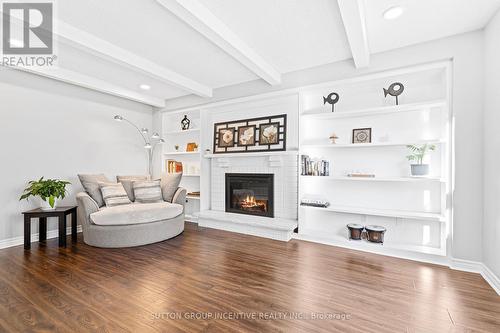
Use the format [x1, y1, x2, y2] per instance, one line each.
[0, 222, 499, 332]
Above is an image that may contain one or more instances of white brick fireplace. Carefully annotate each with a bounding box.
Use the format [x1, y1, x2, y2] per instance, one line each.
[197, 151, 298, 241]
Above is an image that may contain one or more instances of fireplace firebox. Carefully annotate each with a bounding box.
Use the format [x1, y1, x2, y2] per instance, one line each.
[225, 173, 274, 218]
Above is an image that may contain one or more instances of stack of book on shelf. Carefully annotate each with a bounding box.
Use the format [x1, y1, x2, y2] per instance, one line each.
[301, 155, 330, 176]
[166, 160, 183, 174]
[300, 198, 330, 208]
[187, 191, 200, 197]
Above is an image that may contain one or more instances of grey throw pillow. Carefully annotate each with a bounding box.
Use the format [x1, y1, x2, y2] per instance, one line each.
[99, 182, 131, 207]
[133, 180, 163, 203]
[117, 175, 150, 202]
[160, 173, 182, 202]
[78, 174, 110, 207]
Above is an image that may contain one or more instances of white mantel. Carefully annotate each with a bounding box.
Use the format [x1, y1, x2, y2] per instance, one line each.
[204, 150, 299, 158]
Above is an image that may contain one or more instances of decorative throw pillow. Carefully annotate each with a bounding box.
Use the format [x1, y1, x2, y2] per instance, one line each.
[160, 173, 182, 203]
[133, 180, 163, 203]
[78, 174, 110, 207]
[117, 175, 150, 202]
[99, 182, 131, 207]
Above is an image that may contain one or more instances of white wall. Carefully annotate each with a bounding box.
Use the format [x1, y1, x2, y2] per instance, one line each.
[483, 11, 500, 279]
[0, 67, 154, 244]
[166, 31, 485, 263]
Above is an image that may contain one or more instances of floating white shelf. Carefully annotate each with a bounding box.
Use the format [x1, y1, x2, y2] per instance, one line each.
[164, 151, 200, 156]
[186, 195, 200, 200]
[300, 176, 445, 182]
[300, 204, 445, 222]
[183, 174, 200, 177]
[294, 233, 445, 256]
[301, 139, 445, 149]
[301, 100, 446, 119]
[164, 128, 200, 135]
[204, 150, 299, 158]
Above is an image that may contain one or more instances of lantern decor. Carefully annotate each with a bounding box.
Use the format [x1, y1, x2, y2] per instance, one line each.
[181, 115, 191, 130]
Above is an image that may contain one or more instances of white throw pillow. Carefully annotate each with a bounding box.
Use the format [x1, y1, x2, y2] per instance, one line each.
[99, 182, 131, 207]
[133, 180, 163, 203]
[117, 175, 150, 202]
[160, 173, 182, 202]
[78, 174, 110, 207]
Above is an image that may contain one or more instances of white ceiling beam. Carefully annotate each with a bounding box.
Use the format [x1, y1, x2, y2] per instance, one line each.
[0, 10, 212, 98]
[155, 0, 282, 85]
[337, 0, 370, 68]
[56, 20, 213, 98]
[3, 65, 166, 107]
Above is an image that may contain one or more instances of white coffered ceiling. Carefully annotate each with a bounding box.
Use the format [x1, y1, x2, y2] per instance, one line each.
[3, 0, 500, 107]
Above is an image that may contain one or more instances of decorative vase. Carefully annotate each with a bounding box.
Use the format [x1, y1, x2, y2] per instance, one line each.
[181, 115, 190, 130]
[411, 164, 429, 176]
[40, 196, 58, 210]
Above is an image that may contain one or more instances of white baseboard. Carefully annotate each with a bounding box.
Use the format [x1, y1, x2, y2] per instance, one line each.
[442, 258, 500, 296]
[449, 258, 483, 273]
[482, 264, 500, 295]
[0, 225, 83, 250]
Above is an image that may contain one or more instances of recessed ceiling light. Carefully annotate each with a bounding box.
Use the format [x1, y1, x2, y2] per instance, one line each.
[139, 84, 151, 90]
[383, 6, 404, 20]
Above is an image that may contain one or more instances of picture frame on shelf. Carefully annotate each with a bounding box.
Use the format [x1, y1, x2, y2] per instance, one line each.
[352, 128, 372, 144]
[237, 125, 256, 146]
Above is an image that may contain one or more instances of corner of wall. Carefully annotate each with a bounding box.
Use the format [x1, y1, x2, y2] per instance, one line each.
[481, 7, 500, 292]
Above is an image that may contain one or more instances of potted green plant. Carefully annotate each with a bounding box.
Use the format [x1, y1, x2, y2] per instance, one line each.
[406, 144, 436, 176]
[20, 177, 71, 210]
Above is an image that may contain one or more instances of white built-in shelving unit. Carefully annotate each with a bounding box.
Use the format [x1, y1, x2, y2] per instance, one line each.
[159, 61, 453, 262]
[298, 61, 452, 258]
[162, 110, 203, 222]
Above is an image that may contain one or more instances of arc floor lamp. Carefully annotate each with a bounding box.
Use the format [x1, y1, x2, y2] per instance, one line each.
[114, 115, 164, 176]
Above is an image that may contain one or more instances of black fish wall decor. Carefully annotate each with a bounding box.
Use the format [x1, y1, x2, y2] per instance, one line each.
[323, 92, 340, 112]
[383, 82, 405, 105]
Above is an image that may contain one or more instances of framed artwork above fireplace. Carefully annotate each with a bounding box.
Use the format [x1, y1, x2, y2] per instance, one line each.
[213, 114, 287, 154]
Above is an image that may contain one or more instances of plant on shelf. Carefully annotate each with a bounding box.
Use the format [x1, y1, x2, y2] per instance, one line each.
[20, 177, 71, 210]
[406, 144, 436, 176]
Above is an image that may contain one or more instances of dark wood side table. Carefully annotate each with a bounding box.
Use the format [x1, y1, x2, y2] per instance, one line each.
[22, 206, 78, 249]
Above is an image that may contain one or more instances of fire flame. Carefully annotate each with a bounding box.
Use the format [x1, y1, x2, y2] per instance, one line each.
[240, 195, 267, 211]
